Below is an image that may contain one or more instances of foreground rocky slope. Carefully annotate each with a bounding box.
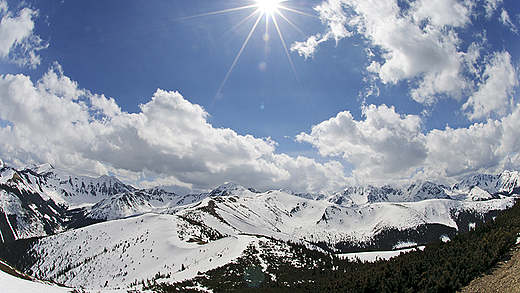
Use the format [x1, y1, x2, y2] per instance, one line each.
[459, 242, 520, 293]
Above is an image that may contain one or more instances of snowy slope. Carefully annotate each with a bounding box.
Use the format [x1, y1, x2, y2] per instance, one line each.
[25, 188, 516, 291]
[169, 189, 516, 252]
[28, 213, 267, 290]
[8, 169, 519, 291]
[0, 269, 71, 293]
[1, 259, 129, 293]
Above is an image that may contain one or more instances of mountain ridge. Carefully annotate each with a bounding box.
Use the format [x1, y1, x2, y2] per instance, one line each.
[2, 162, 520, 244]
[1, 162, 520, 291]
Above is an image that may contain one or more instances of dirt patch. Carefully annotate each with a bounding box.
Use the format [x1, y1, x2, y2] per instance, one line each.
[458, 244, 520, 293]
[0, 259, 32, 281]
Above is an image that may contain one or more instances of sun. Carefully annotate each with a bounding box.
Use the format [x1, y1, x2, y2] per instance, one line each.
[255, 0, 282, 14]
[181, 1, 317, 100]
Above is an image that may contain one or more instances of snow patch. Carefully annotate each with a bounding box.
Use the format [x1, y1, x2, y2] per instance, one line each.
[338, 246, 425, 262]
[440, 235, 451, 243]
[393, 241, 418, 250]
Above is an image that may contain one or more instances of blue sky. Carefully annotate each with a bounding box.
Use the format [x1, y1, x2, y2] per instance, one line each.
[0, 0, 519, 194]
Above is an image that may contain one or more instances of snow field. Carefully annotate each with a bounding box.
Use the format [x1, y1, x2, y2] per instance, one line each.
[29, 213, 257, 290]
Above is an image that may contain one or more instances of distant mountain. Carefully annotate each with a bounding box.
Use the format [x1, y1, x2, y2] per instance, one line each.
[329, 185, 402, 206]
[170, 188, 515, 253]
[405, 181, 451, 201]
[86, 191, 156, 221]
[452, 170, 520, 198]
[326, 173, 520, 207]
[0, 164, 160, 242]
[19, 163, 134, 208]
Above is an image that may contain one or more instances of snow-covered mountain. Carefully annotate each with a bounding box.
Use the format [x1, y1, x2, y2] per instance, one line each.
[19, 163, 134, 209]
[86, 187, 194, 221]
[2, 162, 520, 291]
[168, 189, 515, 252]
[206, 182, 258, 197]
[451, 170, 520, 199]
[329, 185, 402, 206]
[326, 173, 520, 207]
[19, 185, 517, 291]
[0, 166, 68, 243]
[0, 164, 178, 242]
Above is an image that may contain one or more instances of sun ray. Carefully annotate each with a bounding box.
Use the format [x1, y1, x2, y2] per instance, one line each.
[271, 14, 304, 92]
[214, 12, 264, 103]
[176, 5, 257, 21]
[275, 10, 307, 37]
[193, 0, 316, 105]
[223, 9, 259, 38]
[277, 6, 319, 19]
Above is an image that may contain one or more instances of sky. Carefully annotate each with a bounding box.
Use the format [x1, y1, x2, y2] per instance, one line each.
[0, 0, 519, 194]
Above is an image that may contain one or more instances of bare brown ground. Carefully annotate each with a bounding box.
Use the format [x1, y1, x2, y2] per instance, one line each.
[458, 244, 520, 293]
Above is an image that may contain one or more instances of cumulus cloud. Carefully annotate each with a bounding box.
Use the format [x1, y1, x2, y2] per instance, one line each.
[297, 104, 427, 183]
[462, 51, 518, 120]
[0, 0, 47, 68]
[292, 0, 477, 104]
[291, 0, 351, 59]
[423, 108, 520, 179]
[0, 66, 347, 193]
[292, 0, 517, 108]
[298, 102, 520, 186]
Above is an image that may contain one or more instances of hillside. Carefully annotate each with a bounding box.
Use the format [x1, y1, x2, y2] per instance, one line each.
[1, 163, 520, 291]
[458, 243, 520, 293]
[145, 199, 520, 292]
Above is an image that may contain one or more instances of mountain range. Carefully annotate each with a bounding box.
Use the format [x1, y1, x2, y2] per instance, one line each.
[1, 163, 519, 291]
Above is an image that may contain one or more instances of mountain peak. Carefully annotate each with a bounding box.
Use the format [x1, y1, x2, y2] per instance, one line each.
[405, 181, 450, 201]
[209, 182, 254, 197]
[26, 162, 55, 174]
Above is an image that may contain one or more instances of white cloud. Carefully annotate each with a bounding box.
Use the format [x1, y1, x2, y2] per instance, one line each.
[297, 104, 427, 183]
[411, 0, 471, 27]
[499, 9, 518, 33]
[484, 0, 503, 19]
[290, 0, 351, 59]
[292, 0, 517, 106]
[423, 106, 520, 180]
[0, 66, 347, 193]
[298, 103, 520, 186]
[0, 0, 46, 68]
[293, 0, 475, 104]
[291, 35, 324, 59]
[462, 51, 518, 120]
